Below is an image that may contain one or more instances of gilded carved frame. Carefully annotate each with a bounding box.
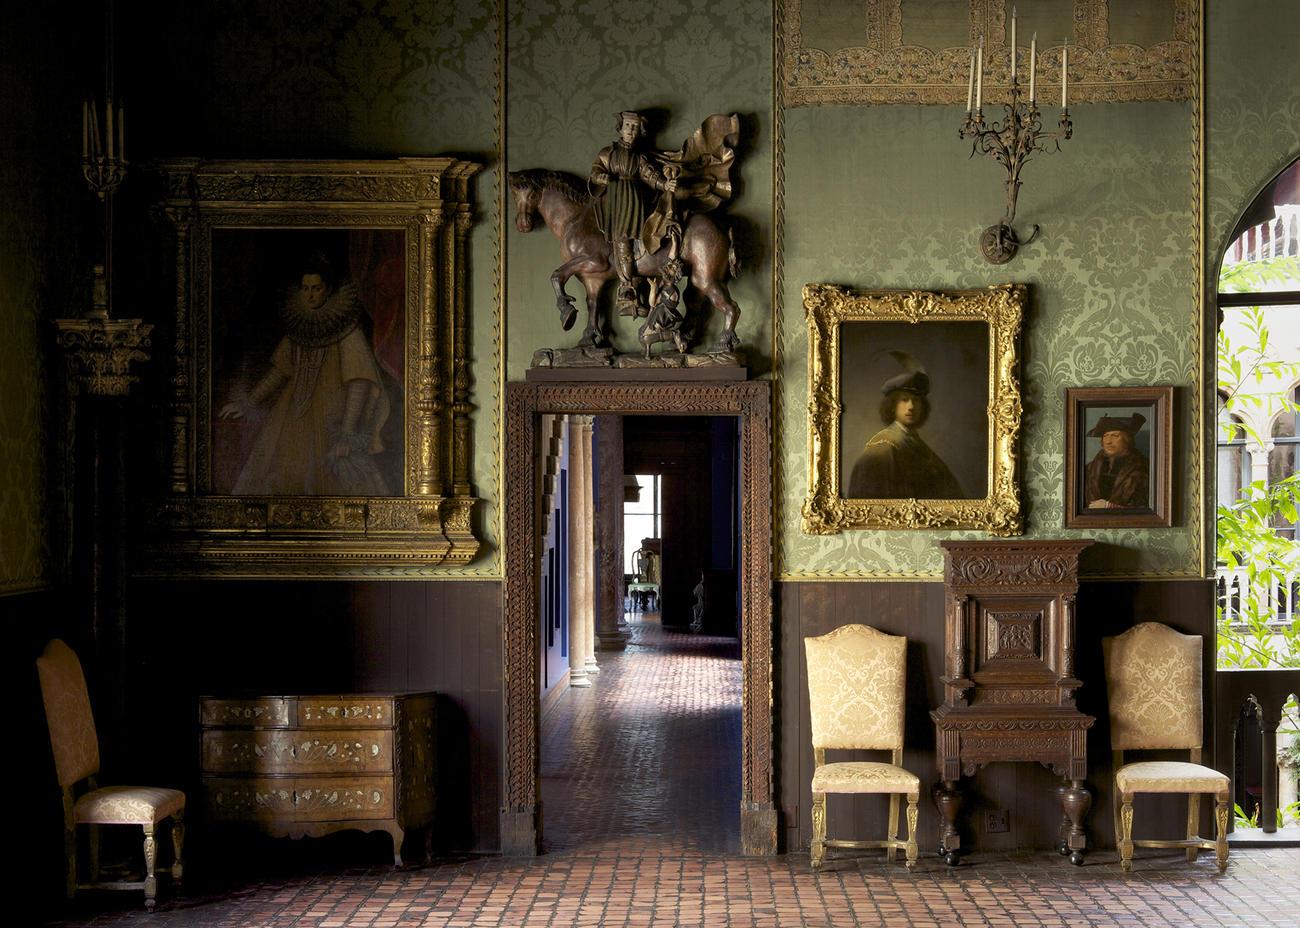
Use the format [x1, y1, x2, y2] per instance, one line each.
[148, 158, 482, 575]
[801, 283, 1024, 535]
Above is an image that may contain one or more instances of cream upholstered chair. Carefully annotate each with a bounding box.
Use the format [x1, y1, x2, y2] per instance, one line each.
[36, 639, 185, 910]
[1103, 622, 1229, 872]
[805, 623, 919, 869]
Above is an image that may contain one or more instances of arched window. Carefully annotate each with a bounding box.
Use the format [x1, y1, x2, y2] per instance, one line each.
[1216, 400, 1251, 511]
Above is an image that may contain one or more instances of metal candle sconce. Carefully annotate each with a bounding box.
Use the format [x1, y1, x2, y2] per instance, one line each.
[961, 9, 1071, 264]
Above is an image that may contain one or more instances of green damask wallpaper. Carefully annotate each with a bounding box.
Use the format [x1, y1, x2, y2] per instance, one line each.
[5, 2, 1297, 592]
[122, 0, 504, 573]
[778, 102, 1202, 578]
[0, 9, 79, 594]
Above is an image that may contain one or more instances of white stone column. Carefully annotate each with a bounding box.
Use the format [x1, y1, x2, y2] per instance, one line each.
[578, 416, 600, 677]
[567, 416, 592, 687]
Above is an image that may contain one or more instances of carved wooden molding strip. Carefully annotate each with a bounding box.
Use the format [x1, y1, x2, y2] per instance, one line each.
[502, 380, 774, 854]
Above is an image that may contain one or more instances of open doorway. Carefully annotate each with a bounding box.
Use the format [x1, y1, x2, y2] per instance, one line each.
[502, 380, 775, 856]
[624, 416, 740, 635]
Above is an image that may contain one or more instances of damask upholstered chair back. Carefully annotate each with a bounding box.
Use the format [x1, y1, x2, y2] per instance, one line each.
[37, 639, 186, 910]
[806, 623, 906, 752]
[803, 624, 918, 870]
[1104, 620, 1204, 752]
[36, 638, 102, 788]
[1102, 622, 1229, 873]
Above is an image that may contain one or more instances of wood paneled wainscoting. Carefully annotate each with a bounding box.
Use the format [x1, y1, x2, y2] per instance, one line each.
[124, 579, 503, 855]
[777, 577, 1216, 856]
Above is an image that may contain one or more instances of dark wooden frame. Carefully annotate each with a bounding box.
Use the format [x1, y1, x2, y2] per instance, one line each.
[1064, 386, 1173, 528]
[502, 380, 775, 855]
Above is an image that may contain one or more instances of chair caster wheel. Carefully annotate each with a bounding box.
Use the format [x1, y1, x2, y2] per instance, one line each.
[1069, 850, 1085, 866]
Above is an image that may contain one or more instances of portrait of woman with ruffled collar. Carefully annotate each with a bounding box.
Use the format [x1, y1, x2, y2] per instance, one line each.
[212, 231, 404, 496]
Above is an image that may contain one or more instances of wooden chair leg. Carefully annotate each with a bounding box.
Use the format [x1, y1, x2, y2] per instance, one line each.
[904, 794, 919, 870]
[810, 792, 826, 870]
[88, 823, 101, 883]
[887, 793, 899, 861]
[1119, 793, 1135, 872]
[171, 811, 185, 882]
[1214, 796, 1230, 873]
[143, 823, 158, 911]
[60, 795, 77, 901]
[1186, 793, 1200, 862]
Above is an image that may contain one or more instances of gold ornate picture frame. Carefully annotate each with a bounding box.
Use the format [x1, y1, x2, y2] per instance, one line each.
[801, 283, 1024, 535]
[147, 158, 482, 575]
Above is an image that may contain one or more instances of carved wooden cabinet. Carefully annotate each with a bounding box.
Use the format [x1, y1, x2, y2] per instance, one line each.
[199, 692, 436, 865]
[929, 540, 1094, 865]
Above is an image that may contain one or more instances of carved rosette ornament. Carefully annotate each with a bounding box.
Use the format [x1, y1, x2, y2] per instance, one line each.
[54, 313, 153, 396]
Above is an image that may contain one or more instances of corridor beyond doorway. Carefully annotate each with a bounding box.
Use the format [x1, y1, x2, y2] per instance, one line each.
[540, 614, 742, 855]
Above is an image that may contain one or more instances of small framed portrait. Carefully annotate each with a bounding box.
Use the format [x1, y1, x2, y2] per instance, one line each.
[801, 283, 1025, 535]
[1063, 386, 1173, 528]
[147, 158, 483, 575]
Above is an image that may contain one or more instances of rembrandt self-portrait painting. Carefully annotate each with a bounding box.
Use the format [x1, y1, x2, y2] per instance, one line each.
[210, 228, 406, 497]
[802, 283, 1024, 535]
[838, 320, 989, 502]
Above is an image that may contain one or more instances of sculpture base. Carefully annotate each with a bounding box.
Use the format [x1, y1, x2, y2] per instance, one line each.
[528, 347, 747, 381]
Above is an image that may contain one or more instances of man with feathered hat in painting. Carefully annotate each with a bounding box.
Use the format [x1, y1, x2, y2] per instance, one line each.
[847, 351, 963, 499]
[1084, 412, 1150, 509]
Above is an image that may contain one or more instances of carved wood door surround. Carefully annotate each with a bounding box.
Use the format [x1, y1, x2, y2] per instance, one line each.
[503, 380, 774, 855]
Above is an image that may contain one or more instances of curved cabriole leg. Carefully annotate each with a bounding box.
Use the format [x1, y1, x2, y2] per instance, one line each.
[142, 823, 158, 911]
[1119, 794, 1135, 872]
[171, 810, 185, 882]
[810, 792, 826, 871]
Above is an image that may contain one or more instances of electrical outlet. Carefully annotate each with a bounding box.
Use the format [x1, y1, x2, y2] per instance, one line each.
[985, 809, 1010, 833]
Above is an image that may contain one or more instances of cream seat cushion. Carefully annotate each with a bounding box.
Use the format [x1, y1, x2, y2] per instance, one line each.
[74, 785, 186, 825]
[812, 761, 920, 794]
[1115, 761, 1229, 794]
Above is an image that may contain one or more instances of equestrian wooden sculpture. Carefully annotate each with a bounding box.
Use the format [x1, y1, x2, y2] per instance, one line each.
[509, 111, 743, 358]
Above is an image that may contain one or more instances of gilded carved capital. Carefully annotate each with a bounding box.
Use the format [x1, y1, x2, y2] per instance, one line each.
[53, 315, 153, 396]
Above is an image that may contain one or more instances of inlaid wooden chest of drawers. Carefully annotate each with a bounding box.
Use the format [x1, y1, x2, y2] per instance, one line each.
[199, 692, 436, 865]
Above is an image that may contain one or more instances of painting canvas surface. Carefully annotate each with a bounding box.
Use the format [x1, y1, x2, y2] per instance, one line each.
[209, 228, 406, 496]
[838, 319, 989, 499]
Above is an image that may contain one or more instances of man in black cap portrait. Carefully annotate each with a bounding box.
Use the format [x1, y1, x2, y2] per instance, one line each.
[847, 353, 963, 499]
[1084, 413, 1149, 509]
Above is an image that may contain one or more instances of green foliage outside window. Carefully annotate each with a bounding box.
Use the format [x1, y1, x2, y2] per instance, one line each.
[1216, 256, 1300, 671]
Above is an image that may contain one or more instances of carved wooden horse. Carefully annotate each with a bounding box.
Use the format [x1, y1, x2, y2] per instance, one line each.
[508, 169, 741, 352]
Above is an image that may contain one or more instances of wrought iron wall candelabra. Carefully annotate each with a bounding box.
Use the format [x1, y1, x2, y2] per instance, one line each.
[961, 12, 1072, 265]
[55, 0, 151, 396]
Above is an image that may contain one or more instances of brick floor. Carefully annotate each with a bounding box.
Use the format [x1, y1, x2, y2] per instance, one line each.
[41, 617, 1300, 927]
